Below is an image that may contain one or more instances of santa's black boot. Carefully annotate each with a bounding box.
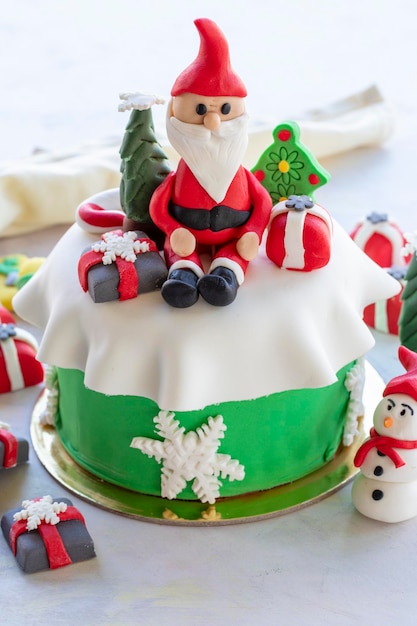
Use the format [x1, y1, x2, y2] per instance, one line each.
[197, 267, 239, 306]
[161, 268, 199, 308]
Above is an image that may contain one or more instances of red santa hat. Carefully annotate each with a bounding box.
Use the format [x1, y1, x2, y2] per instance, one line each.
[383, 346, 417, 402]
[171, 18, 247, 98]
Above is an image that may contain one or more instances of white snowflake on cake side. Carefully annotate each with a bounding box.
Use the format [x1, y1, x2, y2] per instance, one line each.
[130, 411, 245, 503]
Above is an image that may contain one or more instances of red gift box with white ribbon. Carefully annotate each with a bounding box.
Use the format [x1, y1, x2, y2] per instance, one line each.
[350, 212, 411, 268]
[363, 267, 405, 335]
[266, 195, 333, 271]
[0, 319, 44, 394]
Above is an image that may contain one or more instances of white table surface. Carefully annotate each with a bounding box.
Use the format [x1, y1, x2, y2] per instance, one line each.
[1, 1, 417, 624]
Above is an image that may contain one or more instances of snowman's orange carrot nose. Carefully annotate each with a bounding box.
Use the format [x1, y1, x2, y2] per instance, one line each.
[384, 417, 394, 428]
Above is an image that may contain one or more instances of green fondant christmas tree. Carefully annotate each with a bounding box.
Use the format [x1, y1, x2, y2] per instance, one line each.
[119, 93, 171, 227]
[251, 121, 330, 204]
[400, 234, 417, 352]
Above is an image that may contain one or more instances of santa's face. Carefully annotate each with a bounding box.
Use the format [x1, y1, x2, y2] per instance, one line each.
[171, 93, 246, 130]
[167, 93, 248, 203]
[373, 393, 417, 440]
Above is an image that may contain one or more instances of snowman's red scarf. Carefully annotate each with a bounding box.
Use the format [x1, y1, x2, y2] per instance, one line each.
[354, 427, 417, 468]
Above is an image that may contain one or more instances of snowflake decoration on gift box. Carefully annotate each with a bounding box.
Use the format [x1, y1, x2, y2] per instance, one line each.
[367, 211, 388, 224]
[92, 230, 150, 265]
[13, 495, 67, 531]
[130, 411, 245, 504]
[285, 195, 314, 211]
[0, 323, 16, 341]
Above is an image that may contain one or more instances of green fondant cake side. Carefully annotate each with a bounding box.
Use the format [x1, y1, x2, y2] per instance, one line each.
[55, 363, 354, 500]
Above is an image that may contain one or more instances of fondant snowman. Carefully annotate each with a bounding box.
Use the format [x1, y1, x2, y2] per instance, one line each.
[352, 346, 417, 522]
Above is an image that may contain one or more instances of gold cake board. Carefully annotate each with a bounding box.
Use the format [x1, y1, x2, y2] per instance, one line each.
[31, 362, 379, 526]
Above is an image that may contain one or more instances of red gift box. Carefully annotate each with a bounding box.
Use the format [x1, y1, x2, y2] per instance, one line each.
[0, 321, 44, 393]
[0, 305, 15, 324]
[350, 212, 411, 268]
[363, 267, 405, 335]
[266, 195, 333, 271]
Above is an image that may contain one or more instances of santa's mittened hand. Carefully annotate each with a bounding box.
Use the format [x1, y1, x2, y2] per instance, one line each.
[237, 232, 259, 261]
[170, 228, 196, 257]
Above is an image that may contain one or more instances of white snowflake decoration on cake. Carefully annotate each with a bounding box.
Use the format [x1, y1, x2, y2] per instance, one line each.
[39, 365, 59, 426]
[343, 358, 365, 446]
[13, 495, 67, 531]
[130, 411, 245, 504]
[92, 231, 150, 265]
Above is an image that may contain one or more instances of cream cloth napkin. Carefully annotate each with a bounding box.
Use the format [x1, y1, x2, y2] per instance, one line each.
[0, 86, 394, 238]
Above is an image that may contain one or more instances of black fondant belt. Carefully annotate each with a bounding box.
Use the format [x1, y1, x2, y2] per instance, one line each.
[169, 202, 252, 232]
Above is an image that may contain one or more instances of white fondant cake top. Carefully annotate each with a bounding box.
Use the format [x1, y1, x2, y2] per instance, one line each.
[14, 201, 399, 411]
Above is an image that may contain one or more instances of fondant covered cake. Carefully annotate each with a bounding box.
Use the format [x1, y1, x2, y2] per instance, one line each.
[13, 18, 400, 510]
[13, 193, 398, 502]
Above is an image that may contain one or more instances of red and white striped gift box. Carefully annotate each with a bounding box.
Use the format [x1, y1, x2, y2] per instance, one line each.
[350, 212, 411, 268]
[363, 268, 405, 335]
[266, 196, 333, 272]
[0, 321, 44, 393]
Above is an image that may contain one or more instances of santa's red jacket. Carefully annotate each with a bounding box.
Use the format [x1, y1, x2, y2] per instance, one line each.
[149, 160, 272, 275]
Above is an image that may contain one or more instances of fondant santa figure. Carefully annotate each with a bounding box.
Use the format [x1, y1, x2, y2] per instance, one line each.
[149, 18, 272, 307]
[352, 346, 417, 522]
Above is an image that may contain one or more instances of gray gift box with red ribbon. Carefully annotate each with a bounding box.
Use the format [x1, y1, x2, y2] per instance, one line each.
[1, 496, 95, 573]
[0, 427, 29, 469]
[78, 229, 167, 303]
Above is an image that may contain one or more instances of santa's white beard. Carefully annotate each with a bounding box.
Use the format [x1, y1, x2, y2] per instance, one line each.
[166, 113, 249, 203]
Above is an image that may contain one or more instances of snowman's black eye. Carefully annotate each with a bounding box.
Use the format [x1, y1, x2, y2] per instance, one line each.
[387, 399, 395, 411]
[400, 403, 414, 418]
[196, 104, 207, 116]
[221, 102, 231, 115]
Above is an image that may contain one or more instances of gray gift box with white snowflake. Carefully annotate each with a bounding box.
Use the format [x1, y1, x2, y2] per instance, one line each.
[78, 229, 167, 303]
[1, 496, 96, 573]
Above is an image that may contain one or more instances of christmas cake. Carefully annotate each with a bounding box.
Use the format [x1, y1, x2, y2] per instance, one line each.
[13, 18, 400, 508]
